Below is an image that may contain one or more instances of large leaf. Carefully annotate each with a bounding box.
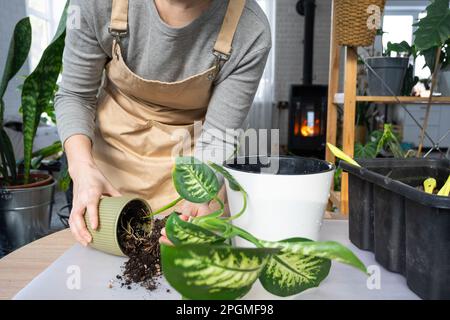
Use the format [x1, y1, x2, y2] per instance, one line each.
[172, 157, 220, 203]
[161, 244, 277, 300]
[413, 0, 450, 52]
[21, 2, 68, 183]
[259, 238, 331, 297]
[386, 41, 415, 57]
[354, 142, 377, 159]
[261, 240, 367, 274]
[165, 212, 226, 246]
[208, 162, 244, 192]
[0, 17, 31, 124]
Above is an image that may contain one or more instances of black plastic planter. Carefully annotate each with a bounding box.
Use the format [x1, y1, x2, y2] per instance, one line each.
[341, 158, 450, 300]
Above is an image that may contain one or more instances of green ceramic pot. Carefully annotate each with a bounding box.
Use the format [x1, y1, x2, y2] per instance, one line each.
[84, 196, 152, 256]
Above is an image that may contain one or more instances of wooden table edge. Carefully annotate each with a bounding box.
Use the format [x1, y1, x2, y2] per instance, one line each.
[0, 229, 75, 300]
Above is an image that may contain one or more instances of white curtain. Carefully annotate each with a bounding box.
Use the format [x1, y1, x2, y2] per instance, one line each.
[244, 0, 276, 131]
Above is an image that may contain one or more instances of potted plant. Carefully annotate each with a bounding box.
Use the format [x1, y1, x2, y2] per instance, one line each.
[0, 4, 68, 254]
[86, 157, 366, 299]
[365, 43, 410, 96]
[84, 196, 153, 256]
[157, 157, 366, 300]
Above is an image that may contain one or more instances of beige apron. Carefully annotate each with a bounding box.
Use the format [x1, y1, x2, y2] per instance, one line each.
[92, 0, 246, 211]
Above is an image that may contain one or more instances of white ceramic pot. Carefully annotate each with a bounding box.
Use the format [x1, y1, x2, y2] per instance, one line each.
[224, 156, 335, 244]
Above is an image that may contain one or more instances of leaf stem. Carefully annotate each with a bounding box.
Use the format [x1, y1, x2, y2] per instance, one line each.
[145, 196, 182, 218]
[227, 190, 247, 222]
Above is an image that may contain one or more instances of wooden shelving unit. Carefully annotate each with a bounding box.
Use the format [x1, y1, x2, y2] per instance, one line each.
[325, 0, 450, 215]
[334, 94, 450, 105]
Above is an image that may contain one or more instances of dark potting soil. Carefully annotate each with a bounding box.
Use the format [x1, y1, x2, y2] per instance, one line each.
[115, 200, 168, 291]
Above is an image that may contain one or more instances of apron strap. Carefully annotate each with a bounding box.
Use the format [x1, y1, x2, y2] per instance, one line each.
[213, 0, 246, 60]
[109, 0, 129, 37]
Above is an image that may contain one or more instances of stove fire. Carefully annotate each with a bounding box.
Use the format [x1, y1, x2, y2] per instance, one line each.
[294, 107, 321, 137]
[287, 0, 328, 159]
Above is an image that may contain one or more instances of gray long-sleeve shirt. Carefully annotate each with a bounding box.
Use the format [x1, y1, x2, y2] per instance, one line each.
[55, 0, 271, 164]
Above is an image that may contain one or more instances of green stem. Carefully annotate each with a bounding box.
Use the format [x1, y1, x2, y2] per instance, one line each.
[145, 196, 182, 218]
[227, 190, 247, 222]
[192, 196, 225, 223]
[229, 224, 263, 248]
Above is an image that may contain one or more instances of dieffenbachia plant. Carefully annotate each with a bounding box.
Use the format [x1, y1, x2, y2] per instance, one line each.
[155, 157, 367, 300]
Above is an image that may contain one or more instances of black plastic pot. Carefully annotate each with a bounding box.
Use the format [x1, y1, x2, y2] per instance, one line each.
[341, 158, 450, 300]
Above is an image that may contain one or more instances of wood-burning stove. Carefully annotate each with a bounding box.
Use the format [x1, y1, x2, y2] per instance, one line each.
[288, 0, 328, 159]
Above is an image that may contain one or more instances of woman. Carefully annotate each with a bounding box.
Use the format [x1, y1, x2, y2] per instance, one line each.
[55, 0, 271, 246]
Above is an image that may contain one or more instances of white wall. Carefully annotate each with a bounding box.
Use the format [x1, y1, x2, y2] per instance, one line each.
[273, 0, 333, 145]
[274, 0, 332, 102]
[0, 0, 29, 120]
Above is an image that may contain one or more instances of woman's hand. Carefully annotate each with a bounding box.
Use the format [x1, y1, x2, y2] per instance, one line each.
[159, 201, 213, 245]
[65, 135, 121, 246]
[69, 161, 121, 246]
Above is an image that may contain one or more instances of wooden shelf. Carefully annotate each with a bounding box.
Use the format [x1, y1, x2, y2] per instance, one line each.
[334, 93, 450, 105]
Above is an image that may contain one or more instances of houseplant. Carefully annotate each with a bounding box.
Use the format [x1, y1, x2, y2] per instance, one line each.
[0, 3, 68, 254]
[412, 0, 450, 154]
[158, 157, 366, 300]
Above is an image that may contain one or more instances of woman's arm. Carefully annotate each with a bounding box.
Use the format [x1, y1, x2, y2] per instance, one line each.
[194, 46, 271, 165]
[56, 0, 120, 245]
[55, 0, 108, 145]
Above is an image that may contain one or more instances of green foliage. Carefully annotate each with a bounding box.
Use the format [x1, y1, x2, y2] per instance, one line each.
[161, 244, 275, 300]
[172, 157, 220, 203]
[376, 124, 405, 158]
[1, 4, 69, 186]
[0, 18, 31, 184]
[259, 238, 331, 297]
[354, 141, 378, 159]
[386, 41, 416, 58]
[158, 157, 366, 300]
[0, 18, 31, 125]
[353, 125, 405, 160]
[413, 0, 450, 52]
[21, 2, 68, 183]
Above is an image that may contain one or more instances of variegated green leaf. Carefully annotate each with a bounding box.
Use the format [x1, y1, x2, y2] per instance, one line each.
[21, 1, 68, 183]
[172, 157, 220, 203]
[259, 238, 331, 297]
[261, 239, 367, 273]
[165, 212, 226, 245]
[161, 244, 277, 300]
[208, 162, 244, 192]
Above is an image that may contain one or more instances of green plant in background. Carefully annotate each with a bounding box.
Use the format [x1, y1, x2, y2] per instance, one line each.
[156, 157, 366, 300]
[354, 124, 407, 159]
[414, 0, 450, 71]
[21, 2, 68, 184]
[0, 18, 32, 185]
[0, 2, 69, 187]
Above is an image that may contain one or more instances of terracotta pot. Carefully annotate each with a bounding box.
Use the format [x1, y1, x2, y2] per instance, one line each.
[1, 173, 53, 189]
[84, 196, 152, 257]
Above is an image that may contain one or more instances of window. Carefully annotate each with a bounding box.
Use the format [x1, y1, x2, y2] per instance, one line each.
[383, 3, 430, 79]
[26, 0, 66, 70]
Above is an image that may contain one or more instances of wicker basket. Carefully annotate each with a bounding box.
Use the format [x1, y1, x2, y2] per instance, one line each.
[335, 0, 386, 47]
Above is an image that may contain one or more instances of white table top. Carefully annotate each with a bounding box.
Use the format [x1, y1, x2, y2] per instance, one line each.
[14, 220, 419, 300]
